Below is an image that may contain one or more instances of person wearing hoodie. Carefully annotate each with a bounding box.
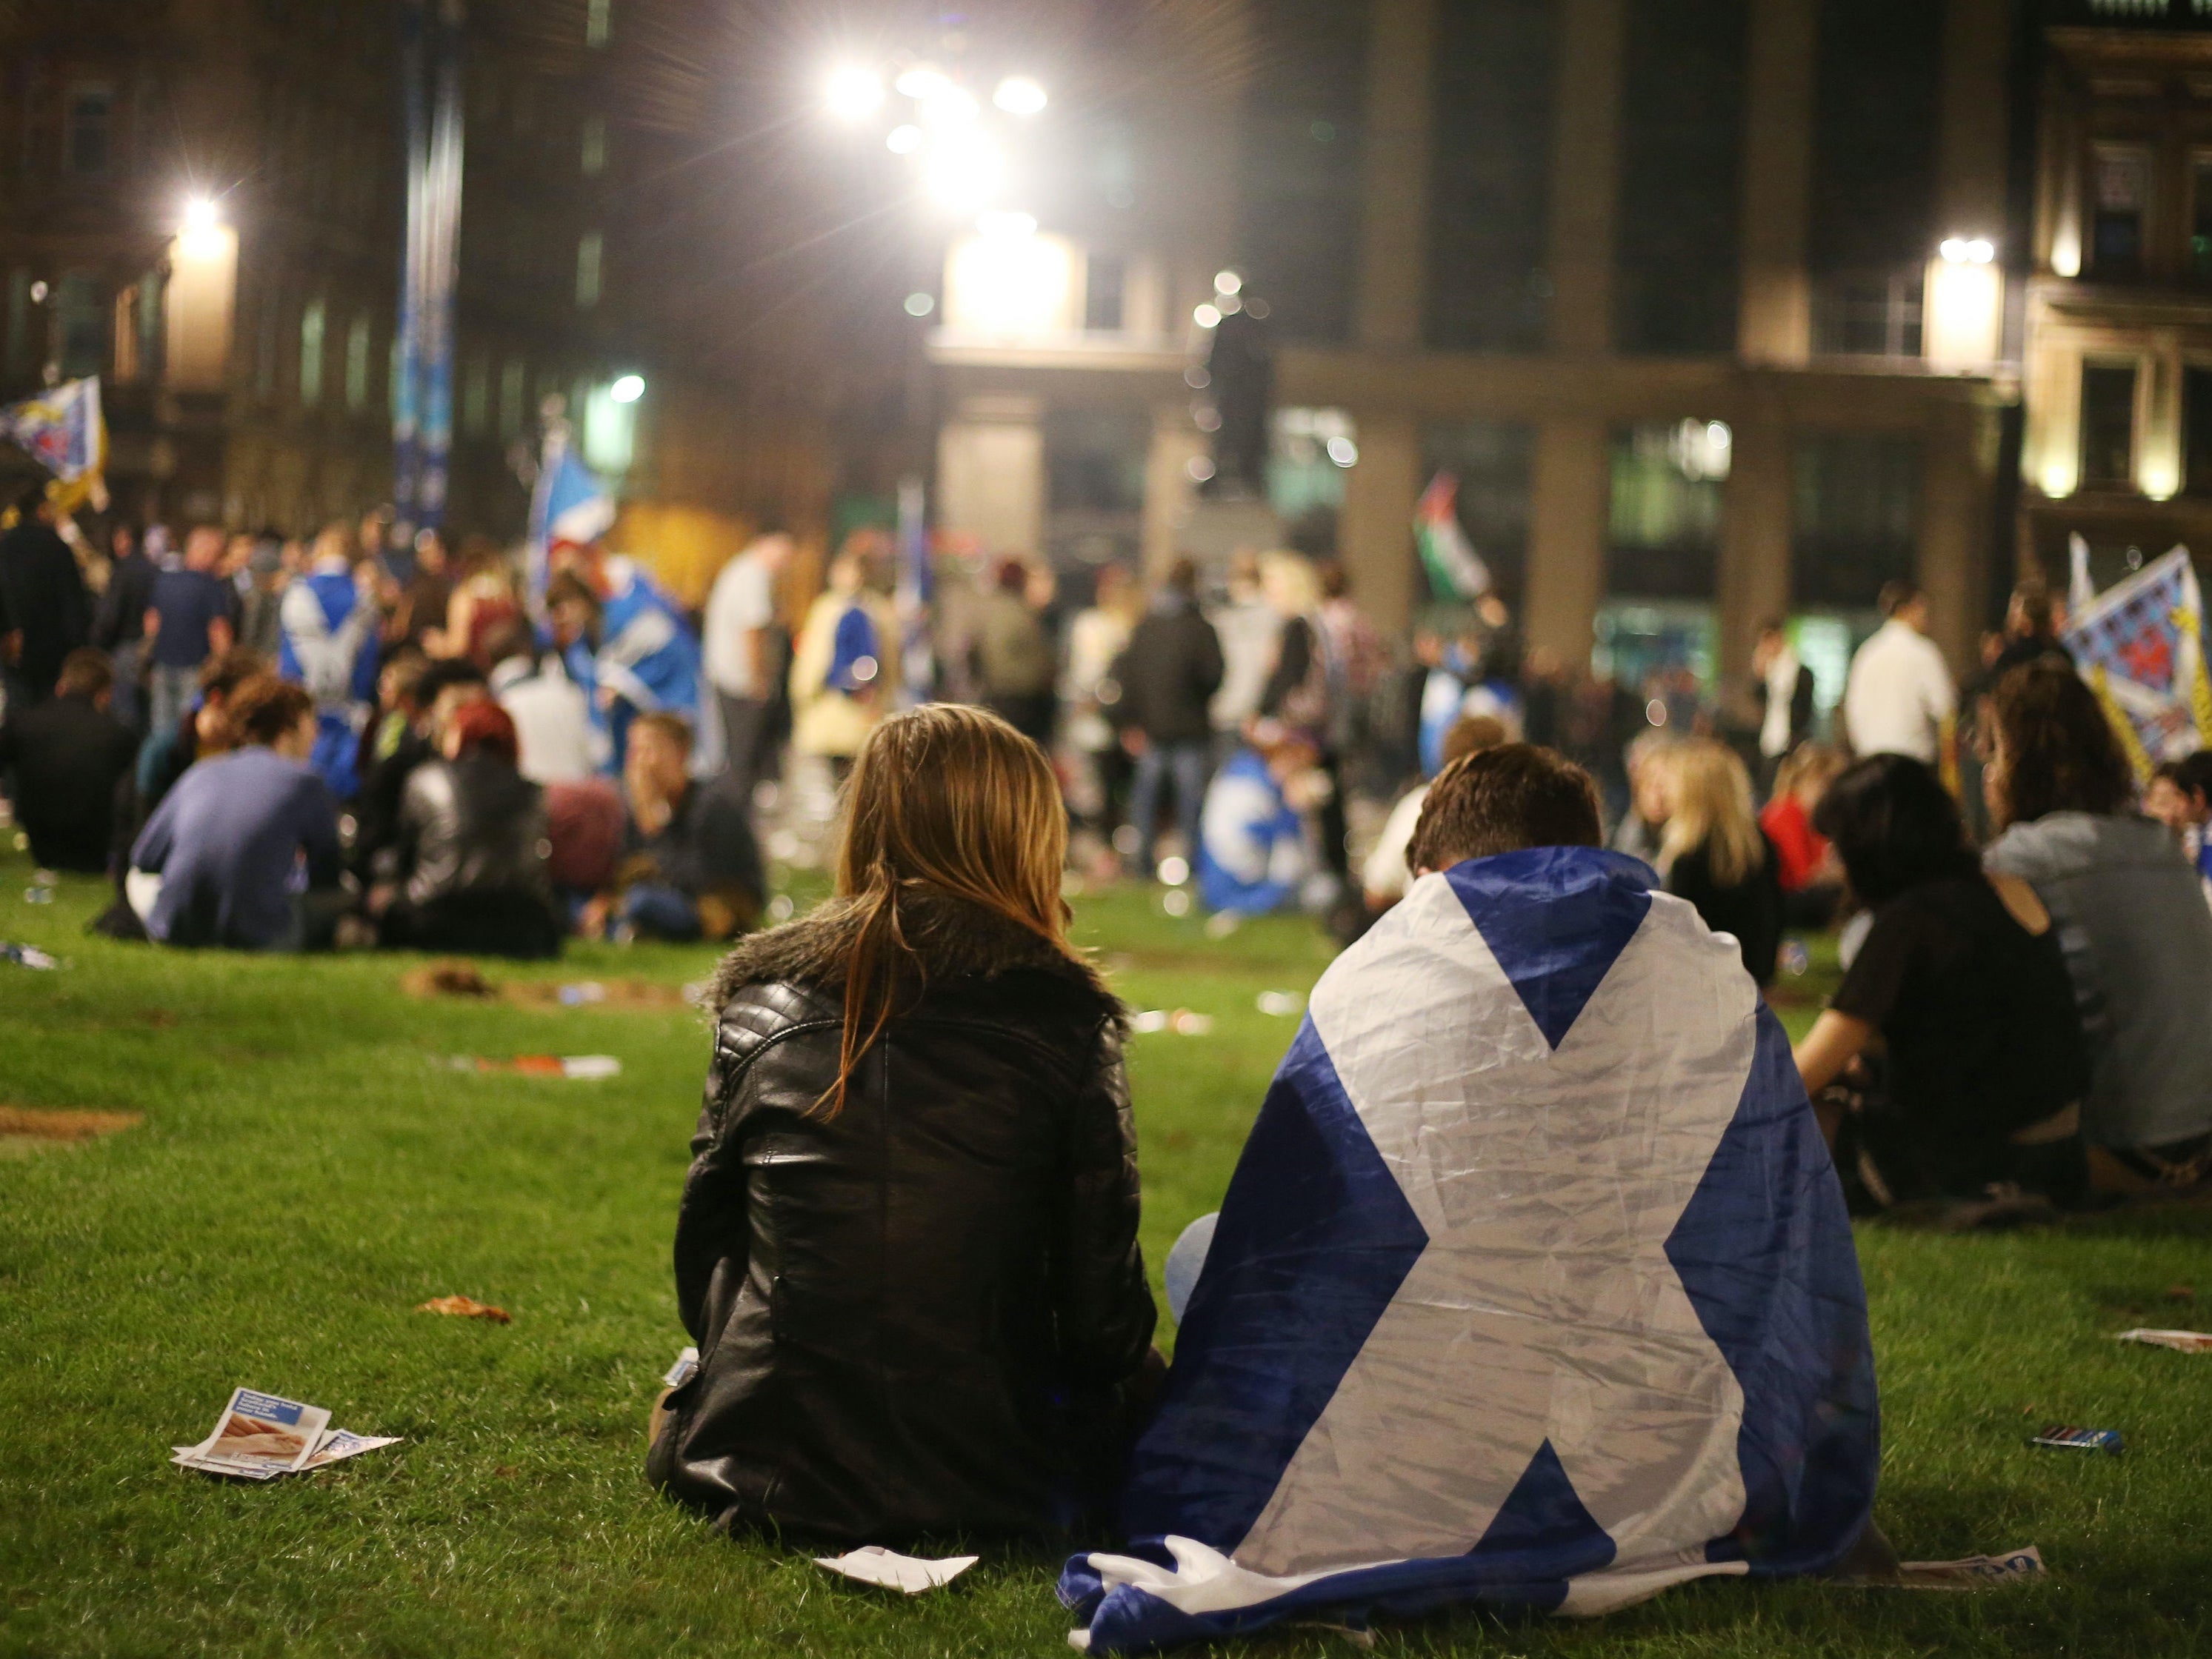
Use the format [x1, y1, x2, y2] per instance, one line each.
[1982, 662, 2212, 1192]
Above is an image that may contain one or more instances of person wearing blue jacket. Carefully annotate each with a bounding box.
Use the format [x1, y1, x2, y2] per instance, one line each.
[278, 524, 379, 799]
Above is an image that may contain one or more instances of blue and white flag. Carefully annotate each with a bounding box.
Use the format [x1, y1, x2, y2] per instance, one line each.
[1063, 847, 1877, 1652]
[1196, 747, 1307, 916]
[0, 375, 105, 510]
[526, 435, 616, 608]
[2059, 545, 2212, 772]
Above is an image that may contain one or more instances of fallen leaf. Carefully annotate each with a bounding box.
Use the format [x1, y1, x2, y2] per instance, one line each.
[417, 1295, 511, 1324]
[2166, 1284, 2196, 1301]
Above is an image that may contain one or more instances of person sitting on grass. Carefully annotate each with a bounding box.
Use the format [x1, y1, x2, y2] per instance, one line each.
[584, 712, 762, 943]
[1759, 741, 1848, 929]
[128, 675, 345, 951]
[650, 703, 1158, 1543]
[1792, 753, 2091, 1213]
[368, 700, 562, 960]
[1982, 662, 2212, 1193]
[2144, 750, 2212, 911]
[0, 647, 137, 873]
[1063, 744, 1878, 1652]
[1653, 737, 1785, 987]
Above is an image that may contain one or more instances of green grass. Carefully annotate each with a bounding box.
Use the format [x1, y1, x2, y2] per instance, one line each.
[2, 847, 2210, 1657]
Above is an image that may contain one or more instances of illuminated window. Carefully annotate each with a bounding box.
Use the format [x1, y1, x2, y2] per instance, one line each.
[2080, 361, 2138, 489]
[2093, 150, 2149, 275]
[63, 85, 113, 176]
[586, 0, 610, 47]
[581, 116, 607, 177]
[300, 300, 326, 407]
[576, 233, 603, 308]
[582, 382, 635, 473]
[345, 314, 372, 411]
[1607, 422, 1725, 600]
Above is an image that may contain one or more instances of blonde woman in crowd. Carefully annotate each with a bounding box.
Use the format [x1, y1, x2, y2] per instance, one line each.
[1653, 738, 1784, 985]
[790, 541, 899, 786]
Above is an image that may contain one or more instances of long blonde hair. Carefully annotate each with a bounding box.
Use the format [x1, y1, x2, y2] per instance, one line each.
[1656, 738, 1767, 886]
[821, 703, 1076, 1115]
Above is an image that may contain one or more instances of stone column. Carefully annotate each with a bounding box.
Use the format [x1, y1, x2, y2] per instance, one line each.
[1525, 419, 1611, 670]
[1140, 401, 1207, 584]
[1715, 400, 1794, 683]
[935, 395, 1045, 559]
[1339, 411, 1421, 635]
[1545, 0, 1628, 355]
[1736, 0, 1816, 364]
[1917, 404, 1991, 675]
[1354, 0, 1439, 351]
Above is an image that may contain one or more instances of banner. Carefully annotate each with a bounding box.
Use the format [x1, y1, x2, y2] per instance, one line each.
[1415, 472, 1489, 603]
[395, 0, 464, 543]
[0, 376, 107, 513]
[524, 432, 614, 607]
[2059, 546, 2212, 775]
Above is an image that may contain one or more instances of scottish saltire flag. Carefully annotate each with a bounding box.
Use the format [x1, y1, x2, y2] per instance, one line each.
[279, 560, 381, 800]
[1196, 748, 1307, 915]
[2059, 546, 2212, 774]
[593, 554, 710, 768]
[1063, 847, 1877, 1652]
[1415, 472, 1490, 604]
[526, 435, 616, 607]
[0, 376, 106, 511]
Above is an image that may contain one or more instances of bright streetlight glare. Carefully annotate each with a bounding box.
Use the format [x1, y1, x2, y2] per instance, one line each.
[885, 124, 922, 154]
[976, 210, 1036, 238]
[610, 374, 645, 404]
[183, 196, 220, 232]
[825, 65, 884, 121]
[925, 133, 1002, 208]
[919, 85, 979, 127]
[1939, 235, 1996, 266]
[1193, 302, 1222, 328]
[993, 76, 1047, 115]
[895, 64, 950, 99]
[1213, 270, 1242, 296]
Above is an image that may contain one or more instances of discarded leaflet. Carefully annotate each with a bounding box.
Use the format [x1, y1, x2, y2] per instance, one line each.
[814, 1545, 979, 1595]
[2114, 1328, 2212, 1354]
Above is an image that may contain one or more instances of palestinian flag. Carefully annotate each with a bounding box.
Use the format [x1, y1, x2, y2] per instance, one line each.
[1416, 471, 1489, 602]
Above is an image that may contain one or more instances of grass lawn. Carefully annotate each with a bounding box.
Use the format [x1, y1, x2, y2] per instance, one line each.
[4, 844, 2211, 1657]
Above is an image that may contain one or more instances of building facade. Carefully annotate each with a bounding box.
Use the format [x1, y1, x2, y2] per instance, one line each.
[922, 0, 2022, 697]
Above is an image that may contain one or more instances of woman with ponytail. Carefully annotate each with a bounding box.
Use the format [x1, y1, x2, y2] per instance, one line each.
[650, 704, 1158, 1542]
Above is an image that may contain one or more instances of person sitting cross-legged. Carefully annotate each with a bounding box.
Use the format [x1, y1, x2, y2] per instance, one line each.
[587, 712, 763, 943]
[1063, 743, 1882, 1654]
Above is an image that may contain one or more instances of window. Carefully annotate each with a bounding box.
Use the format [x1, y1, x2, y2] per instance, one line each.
[463, 356, 490, 438]
[2080, 361, 2139, 489]
[581, 116, 607, 177]
[5, 271, 30, 378]
[1811, 269, 1924, 358]
[2184, 365, 2212, 495]
[55, 275, 104, 379]
[345, 313, 372, 411]
[1083, 252, 1125, 331]
[2093, 150, 2149, 275]
[2193, 157, 2212, 279]
[255, 292, 281, 398]
[1606, 421, 1726, 600]
[586, 0, 611, 47]
[499, 358, 527, 438]
[300, 299, 326, 407]
[63, 85, 113, 176]
[1791, 434, 1920, 608]
[576, 232, 603, 308]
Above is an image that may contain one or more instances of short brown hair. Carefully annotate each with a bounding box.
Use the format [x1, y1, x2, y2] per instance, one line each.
[56, 647, 113, 700]
[1878, 578, 1922, 618]
[630, 711, 693, 756]
[199, 647, 268, 697]
[1440, 713, 1509, 771]
[227, 675, 315, 747]
[1988, 661, 2133, 827]
[1410, 744, 1603, 873]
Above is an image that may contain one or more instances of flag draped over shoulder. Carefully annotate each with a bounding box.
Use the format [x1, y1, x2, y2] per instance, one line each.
[0, 377, 106, 513]
[2060, 547, 2212, 773]
[1062, 847, 1878, 1652]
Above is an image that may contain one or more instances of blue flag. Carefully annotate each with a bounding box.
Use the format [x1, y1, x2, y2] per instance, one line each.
[1063, 847, 1877, 1652]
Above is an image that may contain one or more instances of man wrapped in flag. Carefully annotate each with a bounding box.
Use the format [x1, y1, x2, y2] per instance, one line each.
[1064, 745, 1879, 1652]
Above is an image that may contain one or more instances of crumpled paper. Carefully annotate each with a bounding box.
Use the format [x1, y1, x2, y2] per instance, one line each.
[813, 1545, 979, 1595]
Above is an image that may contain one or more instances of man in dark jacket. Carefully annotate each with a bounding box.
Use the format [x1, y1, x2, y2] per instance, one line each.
[0, 488, 91, 712]
[1113, 557, 1224, 878]
[0, 647, 136, 872]
[595, 710, 763, 941]
[92, 522, 156, 730]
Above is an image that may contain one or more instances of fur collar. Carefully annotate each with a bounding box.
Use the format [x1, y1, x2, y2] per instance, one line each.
[709, 891, 1119, 1022]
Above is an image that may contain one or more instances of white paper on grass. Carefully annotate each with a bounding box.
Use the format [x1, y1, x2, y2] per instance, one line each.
[2114, 1328, 2212, 1353]
[813, 1546, 979, 1595]
[176, 1387, 330, 1477]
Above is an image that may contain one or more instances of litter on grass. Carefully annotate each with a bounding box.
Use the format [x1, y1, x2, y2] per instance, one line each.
[2031, 1425, 2123, 1453]
[0, 1106, 141, 1144]
[814, 1546, 979, 1595]
[403, 961, 687, 1011]
[1256, 991, 1303, 1017]
[446, 1055, 623, 1079]
[418, 1295, 511, 1323]
[172, 1388, 399, 1481]
[1891, 1546, 2046, 1589]
[1, 941, 57, 969]
[2114, 1328, 2212, 1353]
[663, 1346, 699, 1388]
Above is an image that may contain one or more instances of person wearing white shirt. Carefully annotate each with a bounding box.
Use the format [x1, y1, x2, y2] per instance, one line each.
[1843, 580, 1955, 765]
[703, 533, 795, 805]
[491, 644, 606, 785]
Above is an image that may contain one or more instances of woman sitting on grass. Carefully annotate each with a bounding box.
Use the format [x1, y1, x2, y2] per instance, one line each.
[1793, 753, 2090, 1212]
[1654, 737, 1785, 986]
[650, 703, 1158, 1543]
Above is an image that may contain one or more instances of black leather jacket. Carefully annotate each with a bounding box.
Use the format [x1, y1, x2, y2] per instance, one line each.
[384, 754, 553, 908]
[648, 895, 1157, 1543]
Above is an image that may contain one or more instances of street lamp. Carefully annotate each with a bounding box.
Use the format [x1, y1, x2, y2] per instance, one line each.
[610, 373, 644, 404]
[826, 66, 885, 121]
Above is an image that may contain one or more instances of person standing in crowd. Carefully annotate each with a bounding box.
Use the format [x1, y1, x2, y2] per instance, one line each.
[386, 530, 453, 655]
[1985, 581, 2073, 681]
[368, 700, 562, 959]
[0, 647, 136, 872]
[1114, 557, 1223, 878]
[1793, 754, 2091, 1212]
[1653, 738, 1784, 986]
[702, 528, 795, 807]
[1062, 563, 1142, 851]
[128, 675, 344, 950]
[1843, 579, 1954, 763]
[142, 524, 237, 739]
[790, 544, 896, 787]
[974, 557, 1059, 750]
[438, 536, 523, 669]
[1256, 550, 1350, 883]
[2145, 751, 2212, 909]
[588, 711, 762, 942]
[1317, 561, 1386, 782]
[279, 523, 379, 800]
[487, 619, 603, 785]
[92, 522, 156, 730]
[1982, 662, 2212, 1192]
[235, 539, 287, 661]
[650, 703, 1156, 1542]
[1752, 621, 1815, 789]
[1208, 549, 1279, 759]
[0, 487, 91, 712]
[1761, 741, 1849, 927]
